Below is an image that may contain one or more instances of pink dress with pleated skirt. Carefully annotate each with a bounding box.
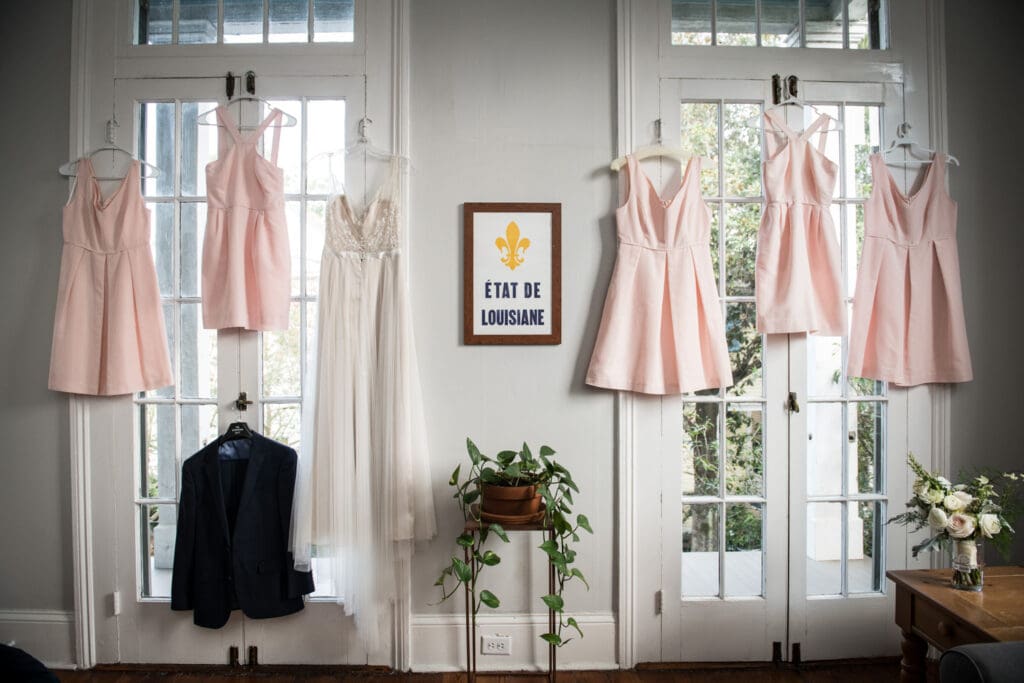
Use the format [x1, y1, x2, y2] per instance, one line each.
[49, 158, 173, 395]
[756, 110, 845, 336]
[202, 106, 290, 330]
[847, 153, 972, 385]
[586, 156, 732, 395]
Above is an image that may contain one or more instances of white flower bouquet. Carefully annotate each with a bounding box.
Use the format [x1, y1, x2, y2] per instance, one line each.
[888, 454, 1021, 590]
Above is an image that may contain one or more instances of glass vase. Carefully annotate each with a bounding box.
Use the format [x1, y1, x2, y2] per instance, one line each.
[951, 538, 984, 591]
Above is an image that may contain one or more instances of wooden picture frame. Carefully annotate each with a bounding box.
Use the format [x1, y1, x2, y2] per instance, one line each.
[463, 202, 562, 345]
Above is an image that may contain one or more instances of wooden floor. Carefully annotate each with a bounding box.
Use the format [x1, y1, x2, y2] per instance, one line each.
[55, 659, 912, 682]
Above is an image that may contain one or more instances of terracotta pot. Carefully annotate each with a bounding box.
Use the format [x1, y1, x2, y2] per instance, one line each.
[482, 484, 541, 516]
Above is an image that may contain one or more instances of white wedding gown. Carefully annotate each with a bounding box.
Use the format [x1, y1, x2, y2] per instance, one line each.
[291, 156, 436, 652]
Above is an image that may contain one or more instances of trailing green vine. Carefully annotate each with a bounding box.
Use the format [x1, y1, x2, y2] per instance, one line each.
[434, 438, 592, 646]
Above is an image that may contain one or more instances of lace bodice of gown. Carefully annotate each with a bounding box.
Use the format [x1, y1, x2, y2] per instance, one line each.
[325, 157, 401, 254]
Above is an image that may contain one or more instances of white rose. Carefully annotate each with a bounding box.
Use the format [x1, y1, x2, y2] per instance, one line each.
[937, 476, 952, 489]
[953, 490, 974, 507]
[947, 513, 977, 539]
[924, 488, 944, 505]
[943, 494, 967, 511]
[979, 514, 1002, 538]
[928, 506, 949, 530]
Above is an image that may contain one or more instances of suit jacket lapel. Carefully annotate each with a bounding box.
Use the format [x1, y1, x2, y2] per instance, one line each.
[203, 441, 232, 543]
[236, 433, 268, 521]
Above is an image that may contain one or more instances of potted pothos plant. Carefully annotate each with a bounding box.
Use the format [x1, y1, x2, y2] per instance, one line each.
[434, 438, 593, 647]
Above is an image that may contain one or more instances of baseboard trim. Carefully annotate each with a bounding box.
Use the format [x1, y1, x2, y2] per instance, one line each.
[0, 609, 76, 669]
[411, 611, 618, 672]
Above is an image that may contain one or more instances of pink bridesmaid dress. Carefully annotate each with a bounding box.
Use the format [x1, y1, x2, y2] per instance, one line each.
[202, 106, 290, 330]
[49, 158, 173, 395]
[756, 110, 845, 336]
[586, 156, 733, 395]
[847, 154, 972, 385]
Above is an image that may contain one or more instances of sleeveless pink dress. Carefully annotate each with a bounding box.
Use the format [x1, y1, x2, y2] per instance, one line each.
[756, 111, 844, 336]
[847, 154, 972, 385]
[586, 156, 732, 394]
[49, 158, 172, 395]
[202, 107, 290, 330]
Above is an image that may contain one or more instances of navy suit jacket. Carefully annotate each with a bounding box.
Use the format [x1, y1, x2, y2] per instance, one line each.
[171, 432, 314, 628]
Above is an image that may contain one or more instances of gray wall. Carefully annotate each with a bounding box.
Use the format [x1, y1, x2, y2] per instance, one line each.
[946, 1, 1024, 560]
[408, 0, 617, 621]
[0, 1, 74, 612]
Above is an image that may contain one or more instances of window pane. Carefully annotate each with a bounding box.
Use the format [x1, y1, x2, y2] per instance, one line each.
[180, 101, 218, 197]
[680, 102, 719, 196]
[307, 99, 347, 194]
[724, 203, 759, 295]
[723, 103, 761, 197]
[262, 303, 302, 397]
[264, 402, 301, 449]
[139, 403, 176, 500]
[761, 0, 800, 47]
[269, 0, 309, 43]
[313, 0, 355, 42]
[149, 202, 174, 297]
[179, 0, 217, 44]
[180, 202, 207, 298]
[805, 1, 844, 49]
[141, 503, 176, 597]
[306, 200, 326, 295]
[807, 502, 843, 595]
[180, 302, 217, 399]
[265, 100, 302, 194]
[708, 202, 720, 289]
[844, 105, 881, 198]
[181, 404, 218, 457]
[807, 334, 842, 398]
[808, 403, 843, 496]
[145, 304, 175, 399]
[845, 202, 864, 296]
[726, 403, 763, 496]
[849, 501, 883, 592]
[682, 503, 720, 597]
[139, 0, 172, 45]
[852, 401, 884, 493]
[670, 0, 712, 46]
[717, 0, 756, 46]
[683, 402, 719, 496]
[225, 0, 265, 43]
[849, 0, 888, 49]
[726, 302, 762, 397]
[285, 201, 302, 296]
[140, 102, 175, 197]
[725, 503, 762, 597]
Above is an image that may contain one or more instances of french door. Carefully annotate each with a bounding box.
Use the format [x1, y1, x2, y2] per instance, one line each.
[93, 74, 380, 664]
[646, 77, 909, 662]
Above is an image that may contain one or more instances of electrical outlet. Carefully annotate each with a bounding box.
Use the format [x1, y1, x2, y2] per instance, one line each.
[481, 634, 512, 655]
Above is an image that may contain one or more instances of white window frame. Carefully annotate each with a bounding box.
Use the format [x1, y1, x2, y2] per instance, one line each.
[67, 0, 412, 668]
[616, 0, 952, 667]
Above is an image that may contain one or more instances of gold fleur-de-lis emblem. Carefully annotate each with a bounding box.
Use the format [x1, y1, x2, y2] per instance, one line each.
[495, 221, 530, 271]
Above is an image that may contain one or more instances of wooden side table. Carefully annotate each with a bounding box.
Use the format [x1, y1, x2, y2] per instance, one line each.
[887, 566, 1024, 683]
[463, 518, 557, 682]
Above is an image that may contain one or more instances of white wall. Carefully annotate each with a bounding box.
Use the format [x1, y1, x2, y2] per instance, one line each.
[407, 0, 619, 670]
[0, 0, 77, 667]
[945, 1, 1024, 560]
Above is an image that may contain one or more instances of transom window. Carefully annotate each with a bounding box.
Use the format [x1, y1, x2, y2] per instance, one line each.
[136, 0, 355, 45]
[671, 0, 889, 49]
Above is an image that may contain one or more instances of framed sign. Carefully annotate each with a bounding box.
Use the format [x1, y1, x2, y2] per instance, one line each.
[463, 202, 561, 345]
